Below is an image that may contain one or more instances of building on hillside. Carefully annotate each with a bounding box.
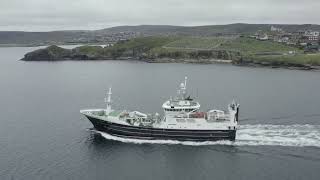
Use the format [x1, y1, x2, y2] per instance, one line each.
[273, 33, 291, 43]
[288, 33, 304, 45]
[278, 36, 289, 43]
[258, 34, 269, 41]
[297, 31, 305, 36]
[304, 30, 320, 41]
[271, 26, 283, 32]
[254, 31, 269, 40]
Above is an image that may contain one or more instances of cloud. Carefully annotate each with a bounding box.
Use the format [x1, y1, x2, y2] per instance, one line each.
[0, 0, 319, 31]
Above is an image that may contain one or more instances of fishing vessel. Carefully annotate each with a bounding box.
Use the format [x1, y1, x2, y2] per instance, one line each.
[80, 77, 239, 141]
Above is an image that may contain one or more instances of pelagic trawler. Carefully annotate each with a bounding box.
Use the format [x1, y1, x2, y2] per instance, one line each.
[80, 77, 239, 141]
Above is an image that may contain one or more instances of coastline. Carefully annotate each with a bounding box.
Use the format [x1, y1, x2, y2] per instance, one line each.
[234, 62, 320, 71]
[21, 55, 320, 71]
[18, 37, 320, 71]
[141, 58, 320, 70]
[144, 58, 233, 64]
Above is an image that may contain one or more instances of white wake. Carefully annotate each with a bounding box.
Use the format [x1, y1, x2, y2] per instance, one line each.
[95, 124, 320, 147]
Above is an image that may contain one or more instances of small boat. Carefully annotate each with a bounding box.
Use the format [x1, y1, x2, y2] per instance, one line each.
[80, 77, 239, 141]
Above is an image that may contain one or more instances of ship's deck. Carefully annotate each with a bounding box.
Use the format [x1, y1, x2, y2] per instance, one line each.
[81, 109, 237, 130]
[108, 111, 122, 117]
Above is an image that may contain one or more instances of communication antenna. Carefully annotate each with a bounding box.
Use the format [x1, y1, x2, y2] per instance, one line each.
[105, 87, 112, 113]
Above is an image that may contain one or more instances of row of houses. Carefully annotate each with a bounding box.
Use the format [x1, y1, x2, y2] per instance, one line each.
[68, 31, 141, 44]
[304, 30, 320, 41]
[251, 26, 320, 46]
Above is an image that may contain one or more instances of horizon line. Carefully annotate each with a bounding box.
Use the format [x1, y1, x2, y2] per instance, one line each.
[1, 23, 320, 33]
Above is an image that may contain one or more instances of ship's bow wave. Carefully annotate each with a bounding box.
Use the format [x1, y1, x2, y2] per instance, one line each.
[93, 124, 320, 147]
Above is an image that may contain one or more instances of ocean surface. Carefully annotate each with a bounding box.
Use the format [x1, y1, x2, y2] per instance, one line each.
[0, 46, 320, 180]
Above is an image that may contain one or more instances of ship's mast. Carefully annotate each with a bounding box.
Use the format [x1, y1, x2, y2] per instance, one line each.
[105, 87, 112, 113]
[180, 77, 187, 99]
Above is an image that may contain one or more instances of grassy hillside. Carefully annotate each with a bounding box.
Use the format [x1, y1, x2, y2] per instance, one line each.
[105, 36, 180, 58]
[102, 36, 319, 67]
[219, 37, 299, 54]
[22, 36, 319, 68]
[73, 45, 105, 56]
[110, 36, 179, 50]
[164, 37, 231, 49]
[125, 36, 298, 52]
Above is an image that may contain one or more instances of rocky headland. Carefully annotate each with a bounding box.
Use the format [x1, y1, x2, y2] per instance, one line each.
[21, 36, 320, 70]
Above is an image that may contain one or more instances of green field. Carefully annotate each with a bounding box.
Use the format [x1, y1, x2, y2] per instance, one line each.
[105, 36, 301, 55]
[110, 36, 179, 50]
[164, 37, 231, 49]
[23, 36, 320, 68]
[219, 37, 299, 54]
[73, 45, 105, 56]
[89, 36, 319, 66]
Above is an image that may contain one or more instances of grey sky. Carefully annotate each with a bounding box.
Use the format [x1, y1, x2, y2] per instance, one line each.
[0, 0, 319, 31]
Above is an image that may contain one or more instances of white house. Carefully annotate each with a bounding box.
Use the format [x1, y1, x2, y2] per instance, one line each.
[304, 30, 320, 41]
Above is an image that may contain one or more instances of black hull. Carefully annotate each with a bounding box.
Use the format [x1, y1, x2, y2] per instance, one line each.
[86, 116, 236, 142]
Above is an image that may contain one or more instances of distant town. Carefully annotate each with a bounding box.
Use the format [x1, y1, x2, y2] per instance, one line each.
[66, 31, 140, 45]
[63, 25, 320, 54]
[51, 25, 320, 54]
[251, 26, 320, 53]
